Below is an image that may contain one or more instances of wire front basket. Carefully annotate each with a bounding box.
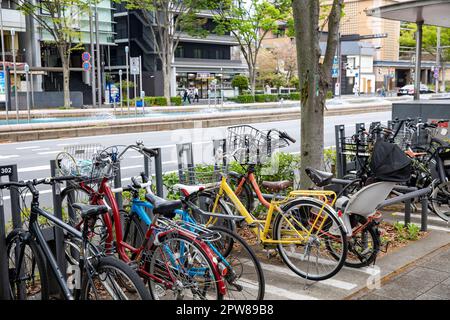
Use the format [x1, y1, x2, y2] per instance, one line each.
[341, 136, 370, 157]
[226, 125, 289, 164]
[55, 144, 117, 183]
[178, 164, 227, 185]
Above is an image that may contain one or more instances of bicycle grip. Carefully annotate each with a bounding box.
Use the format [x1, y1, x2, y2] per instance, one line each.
[142, 147, 158, 157]
[280, 131, 296, 143]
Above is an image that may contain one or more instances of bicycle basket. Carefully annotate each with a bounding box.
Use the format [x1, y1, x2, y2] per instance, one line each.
[56, 144, 115, 182]
[226, 125, 289, 164]
[178, 164, 226, 185]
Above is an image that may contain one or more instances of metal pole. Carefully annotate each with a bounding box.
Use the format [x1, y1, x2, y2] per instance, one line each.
[154, 148, 163, 197]
[30, 73, 34, 109]
[221, 67, 224, 108]
[125, 46, 129, 115]
[0, 6, 7, 122]
[414, 21, 423, 101]
[139, 55, 144, 114]
[134, 73, 137, 116]
[421, 196, 428, 232]
[11, 29, 18, 123]
[119, 69, 123, 115]
[404, 199, 411, 226]
[89, 1, 96, 107]
[436, 27, 441, 93]
[25, 64, 30, 123]
[95, 4, 102, 107]
[358, 44, 362, 96]
[337, 33, 341, 97]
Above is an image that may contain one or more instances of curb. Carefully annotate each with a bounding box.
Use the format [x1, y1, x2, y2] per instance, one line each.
[343, 239, 450, 300]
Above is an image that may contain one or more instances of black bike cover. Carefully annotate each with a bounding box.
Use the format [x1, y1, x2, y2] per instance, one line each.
[369, 140, 411, 182]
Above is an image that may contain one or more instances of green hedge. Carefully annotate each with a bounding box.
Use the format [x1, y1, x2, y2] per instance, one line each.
[170, 96, 182, 106]
[236, 95, 255, 103]
[254, 94, 279, 102]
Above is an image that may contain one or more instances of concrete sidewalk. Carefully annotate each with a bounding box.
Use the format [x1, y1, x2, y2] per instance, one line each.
[351, 242, 450, 300]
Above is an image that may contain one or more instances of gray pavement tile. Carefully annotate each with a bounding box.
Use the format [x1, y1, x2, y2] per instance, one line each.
[421, 258, 450, 274]
[415, 293, 446, 300]
[405, 266, 450, 283]
[358, 292, 392, 300]
[372, 274, 439, 299]
[426, 283, 450, 299]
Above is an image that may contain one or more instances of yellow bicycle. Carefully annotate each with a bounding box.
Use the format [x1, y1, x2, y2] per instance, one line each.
[178, 174, 348, 281]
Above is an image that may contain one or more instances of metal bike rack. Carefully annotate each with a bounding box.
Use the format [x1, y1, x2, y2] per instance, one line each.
[0, 164, 20, 300]
[177, 143, 195, 184]
[143, 147, 164, 197]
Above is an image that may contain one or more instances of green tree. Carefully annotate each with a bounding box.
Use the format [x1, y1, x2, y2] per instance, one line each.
[121, 0, 210, 104]
[292, 0, 344, 188]
[15, 0, 90, 108]
[212, 0, 289, 94]
[231, 74, 249, 94]
[400, 23, 450, 60]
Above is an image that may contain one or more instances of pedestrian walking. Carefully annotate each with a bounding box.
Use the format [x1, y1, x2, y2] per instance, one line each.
[194, 87, 199, 103]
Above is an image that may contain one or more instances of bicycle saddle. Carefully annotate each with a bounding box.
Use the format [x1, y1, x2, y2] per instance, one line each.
[261, 180, 293, 192]
[305, 167, 333, 187]
[145, 193, 182, 218]
[72, 203, 109, 219]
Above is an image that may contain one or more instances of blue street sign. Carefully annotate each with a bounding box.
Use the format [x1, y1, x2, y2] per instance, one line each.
[333, 56, 338, 65]
[0, 71, 5, 95]
[82, 52, 91, 61]
[83, 61, 91, 71]
[331, 68, 339, 78]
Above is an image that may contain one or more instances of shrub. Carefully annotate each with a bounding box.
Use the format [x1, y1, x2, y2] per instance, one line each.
[289, 92, 300, 100]
[232, 75, 249, 94]
[236, 95, 255, 103]
[326, 91, 333, 99]
[170, 96, 182, 106]
[254, 94, 279, 103]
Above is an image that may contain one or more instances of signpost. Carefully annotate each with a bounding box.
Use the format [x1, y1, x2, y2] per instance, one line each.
[130, 57, 140, 116]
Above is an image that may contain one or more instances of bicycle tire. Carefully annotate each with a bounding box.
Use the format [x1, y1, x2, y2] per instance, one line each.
[147, 232, 224, 300]
[228, 172, 254, 213]
[208, 225, 265, 300]
[6, 228, 49, 300]
[430, 180, 450, 223]
[327, 215, 380, 268]
[273, 198, 348, 281]
[80, 255, 151, 300]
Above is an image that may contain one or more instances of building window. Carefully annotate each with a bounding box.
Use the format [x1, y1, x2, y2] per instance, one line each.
[175, 45, 184, 58]
[193, 48, 202, 59]
[215, 49, 224, 59]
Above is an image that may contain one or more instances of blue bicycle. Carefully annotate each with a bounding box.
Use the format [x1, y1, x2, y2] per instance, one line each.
[118, 173, 265, 300]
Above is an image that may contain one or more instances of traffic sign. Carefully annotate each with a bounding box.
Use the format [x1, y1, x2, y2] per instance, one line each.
[333, 56, 338, 65]
[82, 52, 91, 61]
[434, 67, 439, 79]
[130, 57, 140, 75]
[83, 61, 91, 71]
[331, 68, 339, 78]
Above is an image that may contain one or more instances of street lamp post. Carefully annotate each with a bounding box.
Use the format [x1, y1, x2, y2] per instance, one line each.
[24, 63, 30, 123]
[11, 28, 18, 123]
[95, 3, 102, 107]
[89, 0, 96, 108]
[119, 69, 123, 116]
[0, 5, 8, 122]
[125, 46, 130, 115]
[139, 55, 144, 115]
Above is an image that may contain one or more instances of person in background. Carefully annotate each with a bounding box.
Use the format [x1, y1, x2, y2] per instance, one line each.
[183, 88, 191, 104]
[194, 87, 199, 103]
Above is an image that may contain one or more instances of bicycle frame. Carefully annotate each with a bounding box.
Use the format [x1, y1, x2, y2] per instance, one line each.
[212, 176, 341, 245]
[75, 178, 226, 295]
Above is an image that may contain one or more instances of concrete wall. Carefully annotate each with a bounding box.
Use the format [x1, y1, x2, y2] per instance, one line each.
[392, 100, 450, 121]
[6, 91, 84, 109]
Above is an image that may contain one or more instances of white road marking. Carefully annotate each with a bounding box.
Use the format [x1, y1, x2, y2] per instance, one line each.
[0, 155, 19, 159]
[391, 212, 447, 223]
[238, 280, 317, 300]
[16, 146, 40, 150]
[18, 165, 50, 173]
[254, 261, 357, 290]
[31, 148, 50, 152]
[37, 150, 61, 155]
[2, 189, 52, 200]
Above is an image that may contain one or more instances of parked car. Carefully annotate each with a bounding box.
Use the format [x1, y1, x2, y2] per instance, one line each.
[397, 84, 435, 96]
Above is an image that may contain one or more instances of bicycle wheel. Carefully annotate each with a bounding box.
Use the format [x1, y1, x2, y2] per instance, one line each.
[80, 256, 151, 300]
[146, 233, 224, 300]
[208, 225, 264, 300]
[273, 198, 348, 281]
[430, 181, 450, 222]
[6, 228, 49, 300]
[122, 211, 146, 259]
[327, 215, 379, 268]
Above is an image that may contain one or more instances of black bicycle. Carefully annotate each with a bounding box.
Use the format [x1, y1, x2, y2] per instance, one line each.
[2, 177, 151, 300]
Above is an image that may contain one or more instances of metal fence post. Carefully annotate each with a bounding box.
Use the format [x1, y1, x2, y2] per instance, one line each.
[177, 143, 194, 184]
[153, 148, 164, 197]
[421, 196, 428, 232]
[114, 162, 123, 209]
[0, 164, 21, 299]
[335, 125, 346, 178]
[404, 198, 411, 226]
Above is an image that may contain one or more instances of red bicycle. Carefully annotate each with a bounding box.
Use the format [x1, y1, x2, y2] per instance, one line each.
[57, 142, 227, 300]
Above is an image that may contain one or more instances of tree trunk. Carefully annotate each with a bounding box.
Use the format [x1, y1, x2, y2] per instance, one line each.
[161, 57, 171, 105]
[60, 48, 71, 108]
[249, 65, 256, 95]
[293, 0, 322, 188]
